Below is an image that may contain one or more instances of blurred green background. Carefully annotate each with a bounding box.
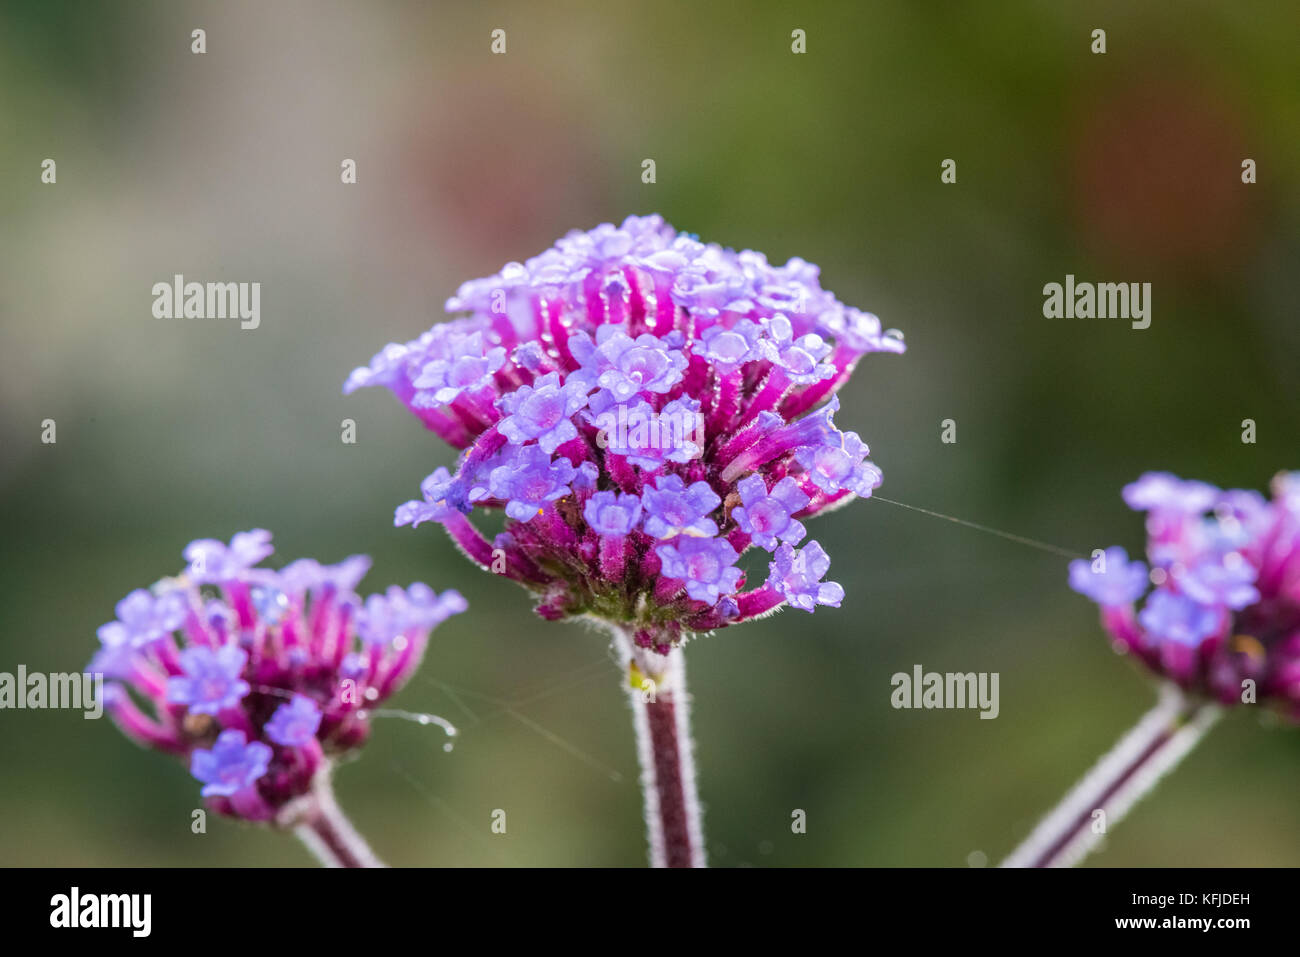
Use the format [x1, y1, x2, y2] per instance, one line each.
[1, 0, 1297, 867]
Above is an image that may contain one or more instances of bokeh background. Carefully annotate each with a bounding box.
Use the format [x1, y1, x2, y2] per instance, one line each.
[1, 0, 1297, 867]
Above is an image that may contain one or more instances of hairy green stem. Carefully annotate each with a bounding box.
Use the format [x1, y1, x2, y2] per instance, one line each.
[1002, 684, 1221, 868]
[610, 625, 706, 868]
[285, 767, 385, 868]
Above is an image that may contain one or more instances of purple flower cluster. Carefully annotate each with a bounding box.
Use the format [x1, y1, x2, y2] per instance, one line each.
[89, 530, 465, 820]
[346, 215, 903, 653]
[1069, 472, 1300, 716]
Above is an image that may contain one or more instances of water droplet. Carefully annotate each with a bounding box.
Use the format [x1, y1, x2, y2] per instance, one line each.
[250, 586, 289, 625]
[367, 708, 458, 742]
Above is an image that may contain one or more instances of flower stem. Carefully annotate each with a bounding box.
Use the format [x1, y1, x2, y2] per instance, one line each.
[1002, 683, 1221, 868]
[613, 627, 706, 867]
[289, 769, 385, 868]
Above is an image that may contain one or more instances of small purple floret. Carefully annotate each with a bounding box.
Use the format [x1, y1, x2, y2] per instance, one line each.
[1068, 546, 1149, 607]
[598, 397, 702, 470]
[264, 694, 323, 747]
[642, 476, 721, 539]
[584, 491, 643, 538]
[761, 315, 834, 384]
[497, 371, 591, 453]
[360, 584, 467, 646]
[699, 320, 763, 367]
[656, 537, 743, 604]
[412, 331, 507, 405]
[185, 529, 274, 584]
[768, 541, 844, 612]
[1138, 591, 1220, 647]
[732, 474, 810, 550]
[167, 644, 251, 714]
[278, 555, 373, 596]
[110, 587, 188, 647]
[1179, 555, 1259, 610]
[190, 730, 273, 798]
[395, 467, 465, 528]
[571, 325, 687, 404]
[488, 445, 579, 520]
[794, 429, 881, 497]
[1122, 472, 1220, 514]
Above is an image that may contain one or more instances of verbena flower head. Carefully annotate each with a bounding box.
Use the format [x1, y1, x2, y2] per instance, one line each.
[346, 215, 903, 653]
[89, 530, 466, 822]
[1069, 472, 1300, 716]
